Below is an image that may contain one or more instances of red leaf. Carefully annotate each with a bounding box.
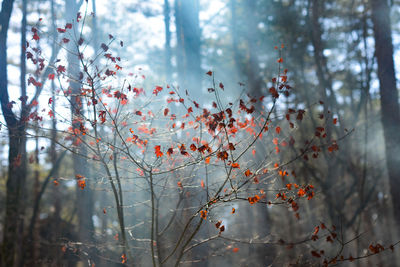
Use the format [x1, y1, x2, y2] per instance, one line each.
[297, 188, 306, 197]
[217, 151, 228, 160]
[48, 73, 55, 80]
[248, 195, 260, 204]
[311, 250, 321, 258]
[328, 141, 339, 152]
[28, 77, 42, 87]
[154, 145, 163, 158]
[153, 86, 163, 96]
[121, 253, 127, 264]
[57, 65, 66, 73]
[32, 33, 40, 41]
[244, 169, 252, 177]
[313, 226, 320, 236]
[190, 144, 197, 151]
[200, 210, 208, 219]
[206, 71, 213, 76]
[228, 143, 235, 150]
[231, 162, 240, 168]
[164, 108, 169, 116]
[167, 147, 174, 157]
[76, 174, 86, 190]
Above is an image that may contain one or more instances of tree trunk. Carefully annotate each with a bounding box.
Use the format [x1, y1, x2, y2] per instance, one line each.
[31, 120, 41, 265]
[0, 1, 28, 266]
[164, 0, 172, 82]
[17, 0, 28, 265]
[229, 2, 273, 265]
[174, 0, 201, 95]
[230, 0, 240, 68]
[2, 127, 27, 267]
[369, 0, 400, 228]
[66, 0, 95, 261]
[243, 0, 264, 98]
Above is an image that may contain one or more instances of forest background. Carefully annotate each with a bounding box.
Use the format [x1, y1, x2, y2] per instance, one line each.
[1, 0, 400, 266]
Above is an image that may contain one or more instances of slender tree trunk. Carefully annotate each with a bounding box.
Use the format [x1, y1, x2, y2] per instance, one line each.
[307, 0, 347, 230]
[230, 0, 264, 98]
[30, 120, 41, 265]
[174, 0, 184, 86]
[369, 0, 400, 229]
[230, 0, 240, 68]
[17, 0, 28, 265]
[49, 78, 64, 266]
[66, 0, 95, 261]
[2, 128, 27, 267]
[174, 0, 201, 95]
[0, 1, 28, 266]
[91, 0, 99, 52]
[164, 0, 172, 82]
[308, 0, 343, 137]
[49, 0, 62, 254]
[229, 2, 272, 265]
[20, 0, 27, 102]
[242, 1, 273, 262]
[243, 0, 264, 98]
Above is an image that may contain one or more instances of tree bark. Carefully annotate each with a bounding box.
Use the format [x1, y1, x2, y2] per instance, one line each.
[229, 2, 273, 265]
[369, 0, 400, 227]
[164, 0, 172, 82]
[243, 0, 264, 98]
[0, 1, 28, 266]
[66, 0, 95, 260]
[174, 0, 201, 95]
